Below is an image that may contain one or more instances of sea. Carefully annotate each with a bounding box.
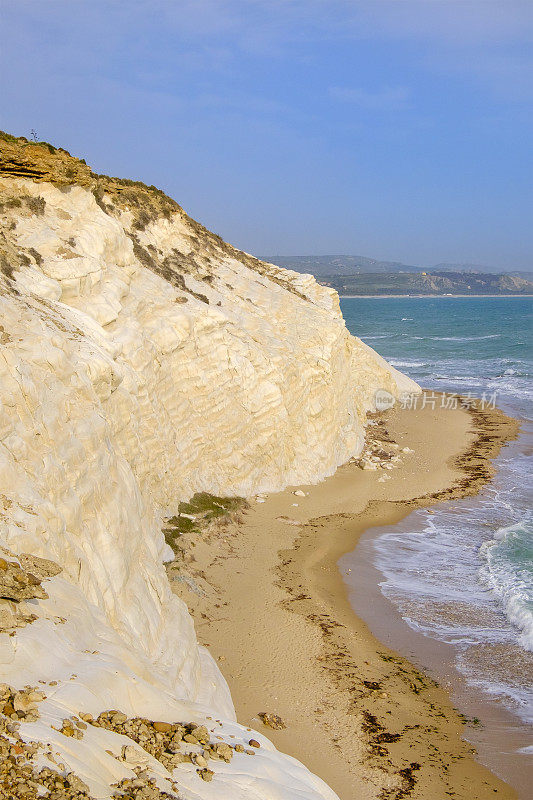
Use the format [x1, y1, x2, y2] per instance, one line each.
[339, 297, 532, 769]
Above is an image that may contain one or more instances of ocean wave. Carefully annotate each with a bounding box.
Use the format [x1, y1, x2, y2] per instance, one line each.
[428, 334, 502, 342]
[496, 367, 532, 378]
[390, 360, 427, 368]
[342, 296, 533, 731]
[369, 472, 533, 721]
[454, 659, 533, 725]
[360, 334, 392, 340]
[432, 375, 483, 383]
[419, 374, 533, 403]
[479, 520, 533, 652]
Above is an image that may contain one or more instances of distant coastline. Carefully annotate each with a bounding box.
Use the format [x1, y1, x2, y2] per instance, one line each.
[266, 257, 533, 297]
[339, 293, 533, 298]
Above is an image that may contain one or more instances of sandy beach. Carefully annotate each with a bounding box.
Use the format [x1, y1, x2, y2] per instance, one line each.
[167, 397, 520, 800]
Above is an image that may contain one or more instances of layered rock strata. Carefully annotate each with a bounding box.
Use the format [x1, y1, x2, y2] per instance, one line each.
[0, 134, 419, 799]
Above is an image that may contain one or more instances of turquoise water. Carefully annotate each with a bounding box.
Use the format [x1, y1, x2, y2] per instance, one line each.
[341, 297, 533, 722]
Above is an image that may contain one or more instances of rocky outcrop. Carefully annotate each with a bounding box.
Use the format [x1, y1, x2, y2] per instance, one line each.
[0, 134, 419, 799]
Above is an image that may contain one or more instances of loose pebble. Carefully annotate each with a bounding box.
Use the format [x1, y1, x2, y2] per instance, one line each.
[258, 712, 286, 730]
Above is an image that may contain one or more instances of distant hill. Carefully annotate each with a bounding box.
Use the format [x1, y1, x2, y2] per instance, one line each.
[264, 254, 530, 277]
[263, 254, 423, 275]
[314, 271, 533, 296]
[434, 262, 501, 272]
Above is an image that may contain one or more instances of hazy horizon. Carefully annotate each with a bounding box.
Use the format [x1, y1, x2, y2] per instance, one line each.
[1, 1, 532, 269]
[260, 253, 528, 270]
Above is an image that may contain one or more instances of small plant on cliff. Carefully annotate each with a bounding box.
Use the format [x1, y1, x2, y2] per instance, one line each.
[178, 492, 247, 519]
[23, 196, 46, 216]
[162, 493, 248, 552]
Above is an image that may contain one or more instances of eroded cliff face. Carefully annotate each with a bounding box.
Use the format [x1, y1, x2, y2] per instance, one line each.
[0, 136, 418, 800]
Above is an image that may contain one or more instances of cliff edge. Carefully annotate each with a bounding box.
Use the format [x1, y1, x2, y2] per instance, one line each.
[0, 133, 418, 799]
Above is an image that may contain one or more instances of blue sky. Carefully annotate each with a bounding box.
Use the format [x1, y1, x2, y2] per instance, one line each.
[1, 1, 532, 268]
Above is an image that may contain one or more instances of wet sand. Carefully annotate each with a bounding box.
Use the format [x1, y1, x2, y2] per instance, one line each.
[343, 518, 533, 799]
[168, 397, 520, 799]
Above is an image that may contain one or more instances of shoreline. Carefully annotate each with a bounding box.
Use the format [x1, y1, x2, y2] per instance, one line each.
[167, 398, 520, 799]
[342, 510, 533, 799]
[338, 294, 533, 299]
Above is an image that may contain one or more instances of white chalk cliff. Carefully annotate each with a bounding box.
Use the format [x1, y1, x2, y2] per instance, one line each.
[0, 137, 419, 799]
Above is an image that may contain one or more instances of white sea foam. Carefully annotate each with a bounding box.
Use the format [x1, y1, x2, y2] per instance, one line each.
[428, 334, 502, 341]
[390, 360, 427, 368]
[479, 520, 533, 651]
[454, 664, 533, 725]
[341, 294, 533, 729]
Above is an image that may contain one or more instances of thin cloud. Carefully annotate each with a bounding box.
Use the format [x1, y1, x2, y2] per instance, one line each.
[3, 2, 531, 94]
[330, 86, 412, 111]
[153, 0, 533, 47]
